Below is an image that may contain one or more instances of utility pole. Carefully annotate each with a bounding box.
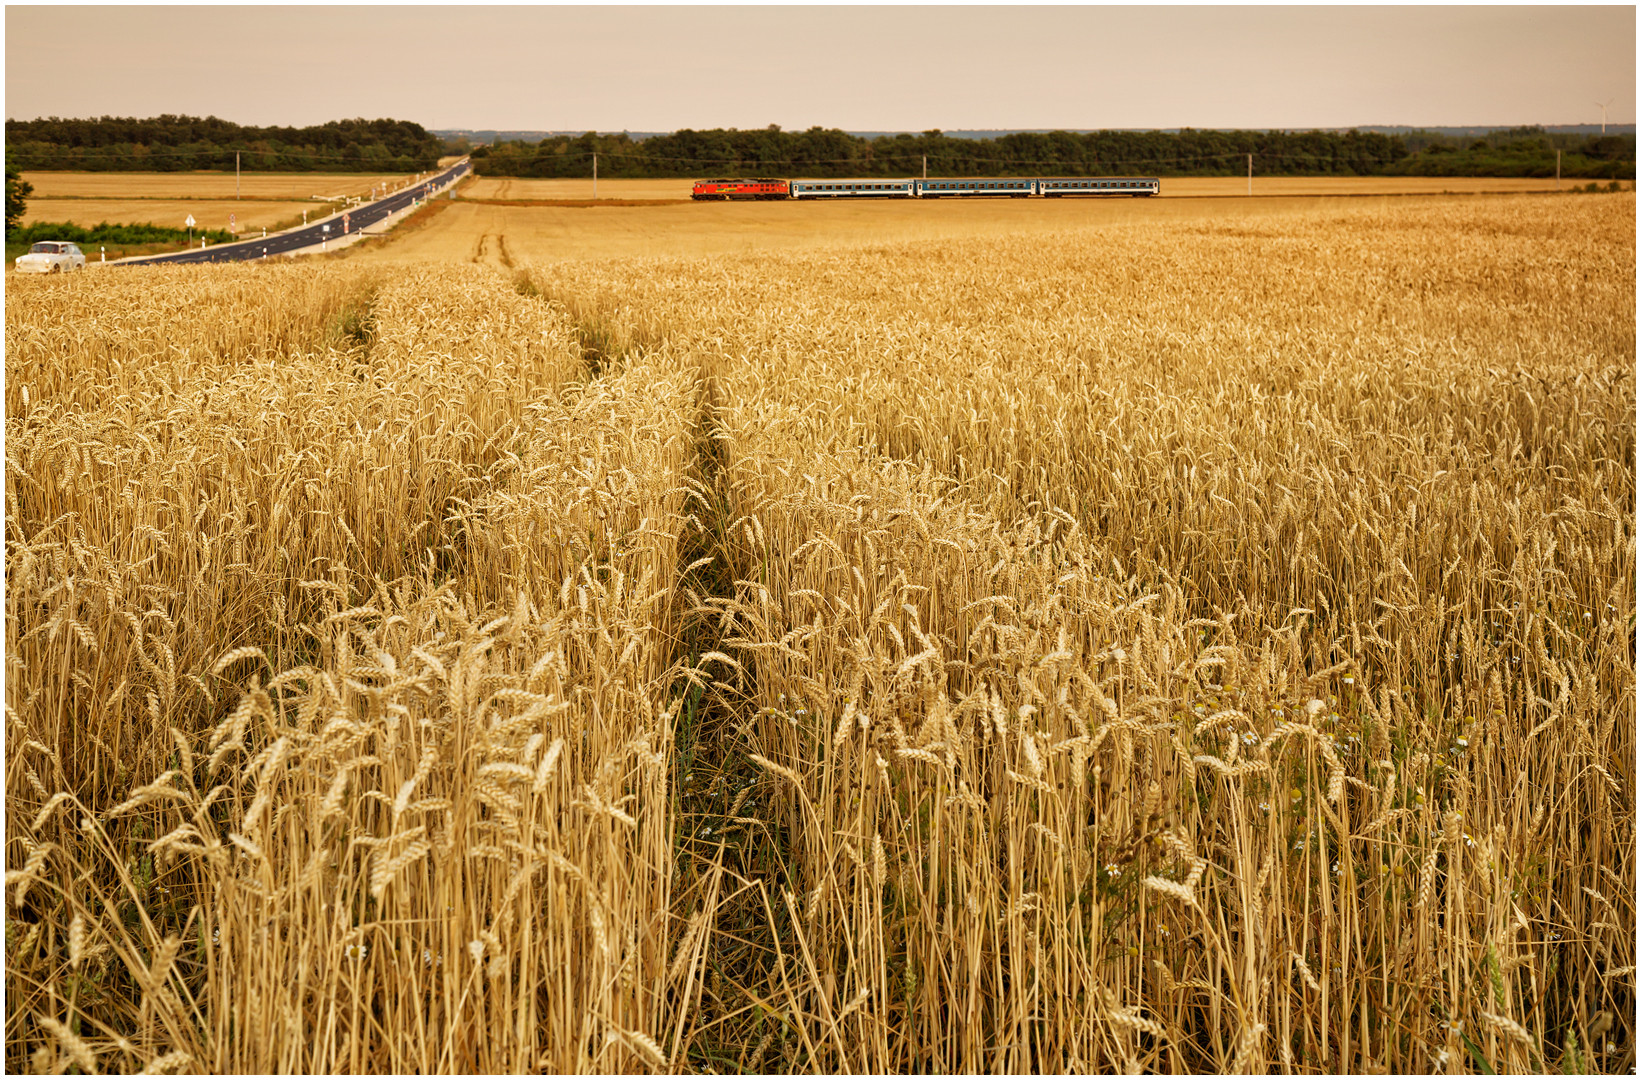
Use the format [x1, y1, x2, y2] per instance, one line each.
[923, 155, 927, 179]
[236, 151, 240, 199]
[1247, 153, 1252, 196]
[593, 152, 598, 199]
[1556, 148, 1562, 189]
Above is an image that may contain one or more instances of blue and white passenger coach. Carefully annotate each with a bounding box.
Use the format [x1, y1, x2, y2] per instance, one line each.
[1036, 177, 1159, 197]
[789, 179, 916, 199]
[913, 177, 1035, 198]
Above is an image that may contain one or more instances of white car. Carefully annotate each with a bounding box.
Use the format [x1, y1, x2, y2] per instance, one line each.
[15, 241, 87, 274]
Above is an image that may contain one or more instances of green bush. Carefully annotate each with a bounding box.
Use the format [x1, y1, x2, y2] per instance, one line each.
[8, 221, 235, 246]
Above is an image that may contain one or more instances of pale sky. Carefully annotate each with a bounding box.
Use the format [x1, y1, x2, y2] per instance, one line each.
[5, 5, 1635, 132]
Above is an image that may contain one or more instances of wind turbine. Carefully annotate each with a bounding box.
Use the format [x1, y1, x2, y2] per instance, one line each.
[1595, 98, 1615, 134]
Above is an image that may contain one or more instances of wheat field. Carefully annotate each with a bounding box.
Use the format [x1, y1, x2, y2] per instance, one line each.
[5, 190, 1634, 1073]
[17, 171, 433, 239]
[22, 199, 323, 236]
[459, 176, 1579, 203]
[20, 171, 425, 202]
[368, 188, 1462, 268]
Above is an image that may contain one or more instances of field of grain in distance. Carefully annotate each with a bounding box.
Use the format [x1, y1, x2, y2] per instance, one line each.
[23, 198, 321, 235]
[5, 190, 1634, 1073]
[18, 170, 437, 237]
[460, 175, 1584, 204]
[373, 185, 1505, 267]
[21, 170, 428, 201]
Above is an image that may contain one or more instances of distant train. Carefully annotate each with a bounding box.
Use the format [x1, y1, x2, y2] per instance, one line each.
[691, 176, 1159, 200]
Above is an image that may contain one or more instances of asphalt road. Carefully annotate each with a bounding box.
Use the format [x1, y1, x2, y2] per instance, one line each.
[116, 159, 470, 267]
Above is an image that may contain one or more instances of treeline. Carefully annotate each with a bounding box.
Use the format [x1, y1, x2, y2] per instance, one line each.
[10, 221, 235, 246]
[472, 127, 1406, 178]
[469, 125, 1635, 180]
[5, 115, 443, 172]
[1385, 128, 1634, 179]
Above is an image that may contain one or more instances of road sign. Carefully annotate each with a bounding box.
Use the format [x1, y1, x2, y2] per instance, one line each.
[229, 213, 236, 232]
[185, 214, 196, 228]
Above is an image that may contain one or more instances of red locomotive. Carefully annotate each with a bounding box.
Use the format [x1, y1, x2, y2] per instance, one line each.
[691, 178, 790, 201]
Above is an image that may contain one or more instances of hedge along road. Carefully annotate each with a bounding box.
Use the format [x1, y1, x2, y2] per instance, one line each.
[115, 159, 471, 266]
